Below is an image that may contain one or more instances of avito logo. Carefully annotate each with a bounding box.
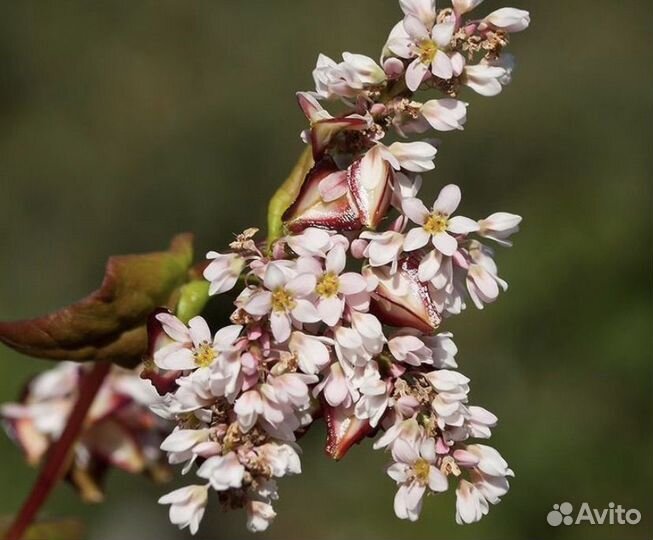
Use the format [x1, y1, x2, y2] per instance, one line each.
[547, 502, 641, 526]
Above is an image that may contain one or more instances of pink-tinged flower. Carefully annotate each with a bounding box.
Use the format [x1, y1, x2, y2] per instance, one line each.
[244, 262, 319, 343]
[196, 451, 246, 490]
[368, 254, 442, 333]
[420, 99, 468, 131]
[282, 158, 362, 233]
[288, 331, 332, 375]
[204, 251, 245, 295]
[285, 227, 340, 258]
[403, 185, 479, 257]
[424, 370, 470, 428]
[392, 172, 423, 209]
[386, 7, 458, 90]
[388, 438, 448, 521]
[478, 212, 522, 246]
[153, 314, 242, 371]
[465, 444, 514, 477]
[455, 479, 489, 524]
[379, 141, 438, 173]
[481, 8, 530, 32]
[158, 484, 209, 535]
[388, 333, 433, 366]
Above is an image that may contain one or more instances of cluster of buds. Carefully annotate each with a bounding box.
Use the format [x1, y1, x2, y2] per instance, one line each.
[1, 362, 172, 502]
[148, 0, 529, 534]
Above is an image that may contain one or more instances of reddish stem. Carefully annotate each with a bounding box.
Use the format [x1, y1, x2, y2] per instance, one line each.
[3, 362, 111, 540]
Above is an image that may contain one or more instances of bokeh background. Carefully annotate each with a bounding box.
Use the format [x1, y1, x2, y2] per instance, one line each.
[1, 1, 651, 539]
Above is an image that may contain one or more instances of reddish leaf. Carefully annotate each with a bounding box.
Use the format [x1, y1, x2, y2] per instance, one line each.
[0, 234, 194, 368]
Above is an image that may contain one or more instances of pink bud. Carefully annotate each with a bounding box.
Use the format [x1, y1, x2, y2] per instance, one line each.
[368, 254, 442, 333]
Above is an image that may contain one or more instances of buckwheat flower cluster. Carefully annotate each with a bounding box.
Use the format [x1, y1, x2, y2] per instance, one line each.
[152, 0, 529, 534]
[1, 362, 172, 501]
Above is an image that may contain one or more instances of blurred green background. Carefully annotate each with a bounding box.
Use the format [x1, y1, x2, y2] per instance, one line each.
[1, 1, 651, 539]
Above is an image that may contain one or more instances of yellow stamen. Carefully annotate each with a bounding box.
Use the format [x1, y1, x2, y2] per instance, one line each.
[316, 272, 340, 298]
[417, 39, 438, 64]
[193, 342, 217, 368]
[271, 287, 296, 312]
[413, 458, 431, 484]
[423, 212, 449, 234]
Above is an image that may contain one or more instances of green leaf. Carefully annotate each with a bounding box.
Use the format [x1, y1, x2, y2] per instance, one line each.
[0, 517, 84, 540]
[266, 146, 314, 247]
[0, 234, 194, 368]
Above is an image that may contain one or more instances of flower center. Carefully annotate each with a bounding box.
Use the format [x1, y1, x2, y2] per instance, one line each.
[423, 212, 449, 234]
[193, 341, 217, 368]
[413, 458, 431, 484]
[417, 39, 438, 64]
[316, 272, 340, 298]
[271, 287, 296, 312]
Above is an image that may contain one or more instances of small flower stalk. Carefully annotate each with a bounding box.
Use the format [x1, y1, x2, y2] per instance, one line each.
[1, 0, 530, 535]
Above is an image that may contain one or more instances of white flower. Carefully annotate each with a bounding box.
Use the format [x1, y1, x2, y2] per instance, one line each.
[246, 500, 277, 532]
[463, 62, 509, 97]
[465, 242, 508, 309]
[452, 0, 484, 15]
[386, 2, 458, 90]
[299, 245, 368, 326]
[455, 479, 489, 524]
[204, 251, 244, 295]
[465, 444, 514, 477]
[467, 405, 498, 438]
[418, 249, 453, 288]
[388, 333, 432, 366]
[289, 331, 332, 375]
[313, 362, 355, 407]
[403, 185, 479, 256]
[359, 230, 405, 273]
[153, 314, 242, 371]
[257, 442, 302, 477]
[388, 438, 448, 521]
[381, 141, 438, 173]
[420, 98, 468, 131]
[244, 262, 320, 343]
[373, 416, 423, 454]
[312, 52, 385, 100]
[482, 8, 530, 32]
[354, 363, 389, 427]
[196, 451, 245, 490]
[478, 212, 522, 246]
[422, 331, 458, 368]
[158, 484, 208, 535]
[424, 369, 470, 428]
[160, 428, 210, 469]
